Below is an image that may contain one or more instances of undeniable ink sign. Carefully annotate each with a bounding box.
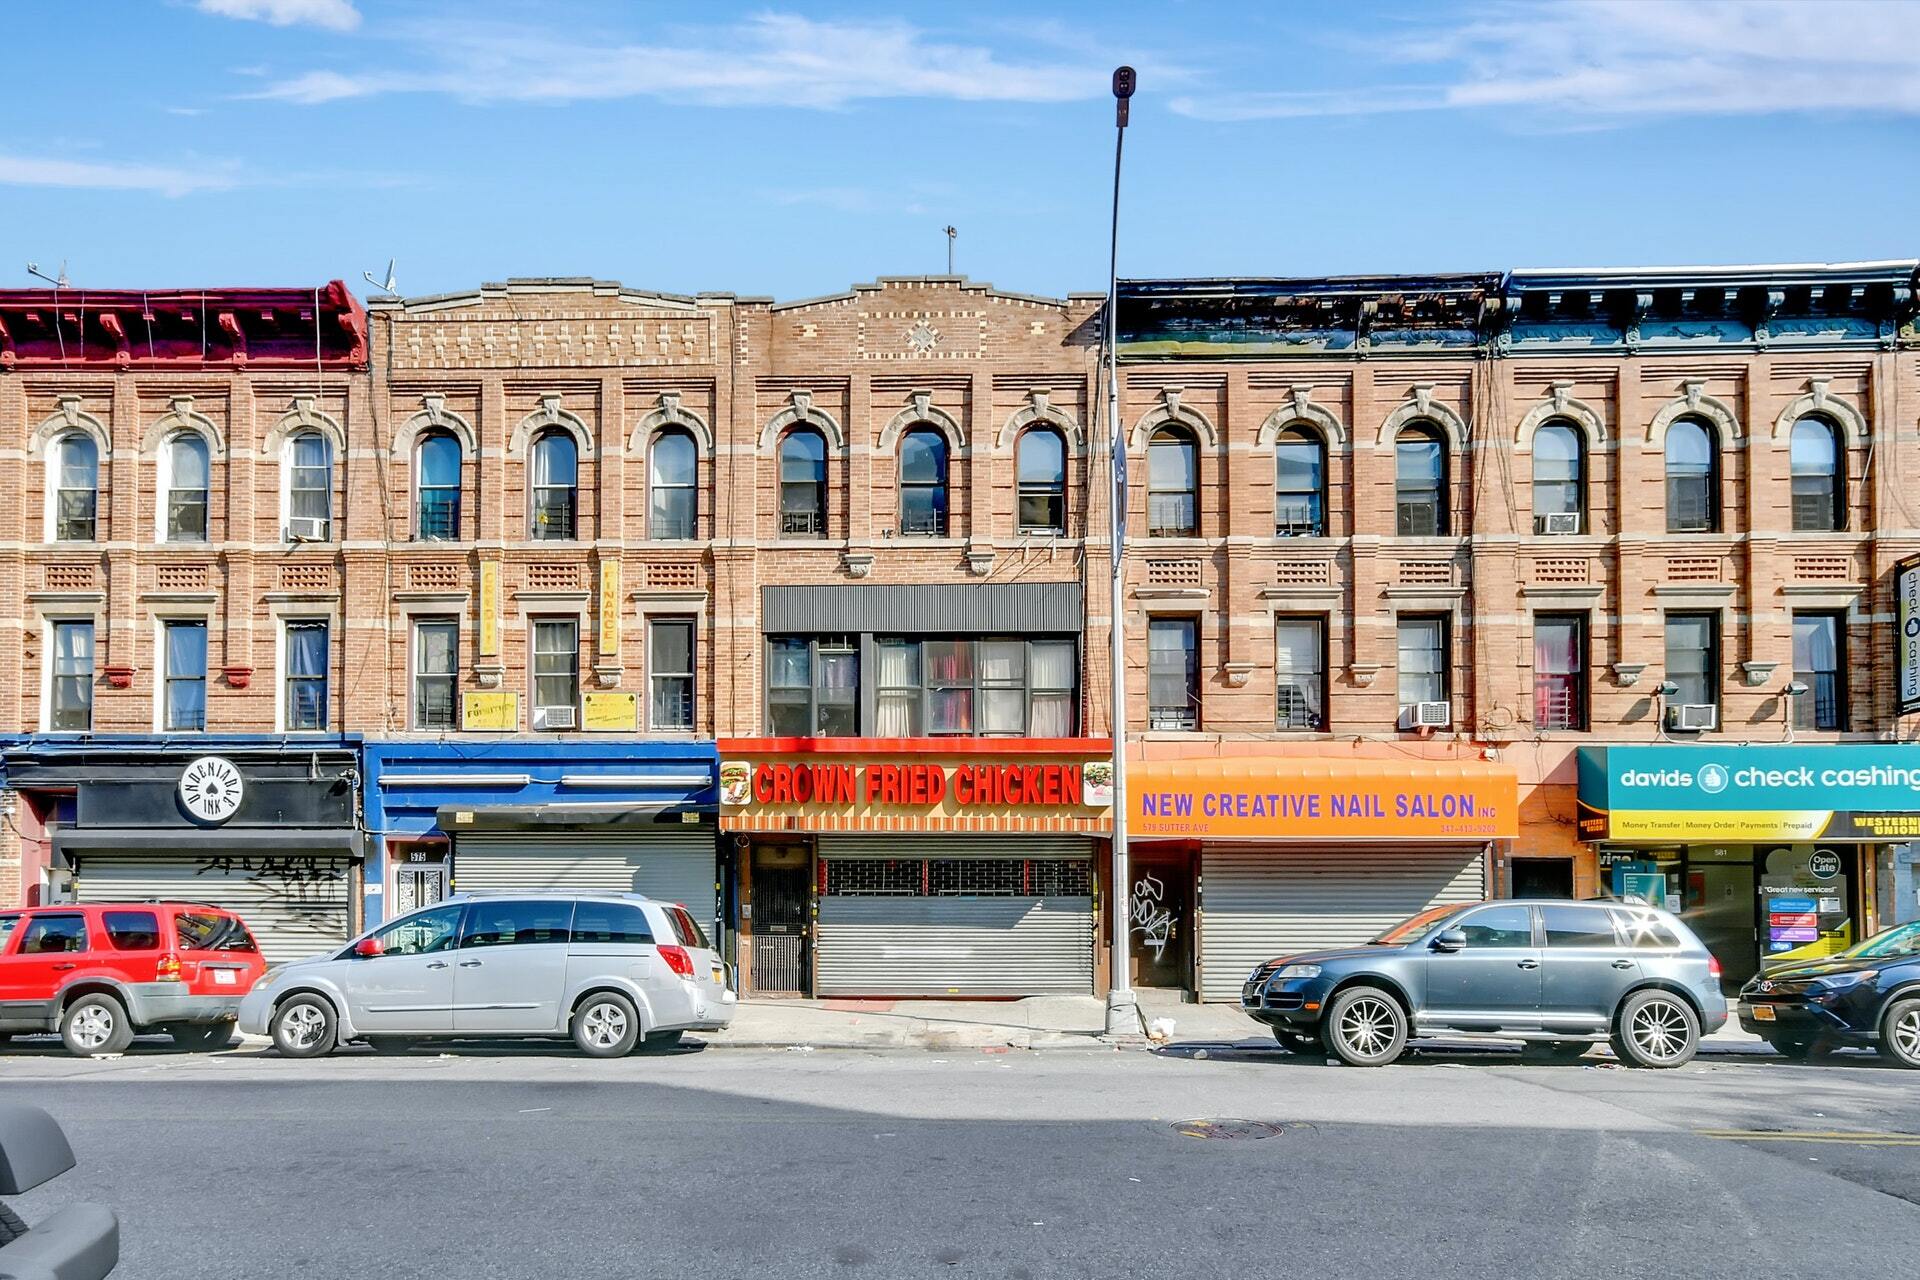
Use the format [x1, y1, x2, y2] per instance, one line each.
[1130, 759, 1517, 841]
[1577, 745, 1920, 843]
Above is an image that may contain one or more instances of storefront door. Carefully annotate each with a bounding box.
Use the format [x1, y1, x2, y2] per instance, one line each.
[394, 859, 447, 915]
[1129, 857, 1190, 989]
[751, 844, 810, 996]
[1687, 858, 1758, 990]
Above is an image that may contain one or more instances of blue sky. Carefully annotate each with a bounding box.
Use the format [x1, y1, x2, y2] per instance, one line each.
[4, 0, 1918, 299]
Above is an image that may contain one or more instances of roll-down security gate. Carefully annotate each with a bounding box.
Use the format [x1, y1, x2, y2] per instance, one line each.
[451, 831, 718, 934]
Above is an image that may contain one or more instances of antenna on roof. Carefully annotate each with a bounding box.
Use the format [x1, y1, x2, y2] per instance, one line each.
[944, 226, 956, 275]
[362, 259, 399, 298]
[26, 260, 70, 287]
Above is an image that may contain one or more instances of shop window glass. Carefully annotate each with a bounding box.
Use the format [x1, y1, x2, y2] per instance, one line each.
[164, 620, 208, 732]
[1531, 421, 1584, 534]
[1274, 427, 1326, 537]
[104, 910, 161, 951]
[1792, 612, 1845, 732]
[415, 431, 462, 540]
[1455, 905, 1533, 948]
[530, 430, 578, 540]
[649, 429, 698, 540]
[1664, 613, 1718, 713]
[1017, 428, 1067, 534]
[649, 617, 695, 731]
[1147, 618, 1200, 731]
[414, 619, 458, 731]
[283, 620, 329, 731]
[1790, 416, 1843, 532]
[1274, 618, 1326, 730]
[898, 429, 949, 536]
[1394, 425, 1447, 536]
[1665, 418, 1718, 533]
[1147, 427, 1197, 537]
[779, 428, 827, 537]
[50, 619, 94, 732]
[1533, 614, 1586, 731]
[53, 433, 99, 541]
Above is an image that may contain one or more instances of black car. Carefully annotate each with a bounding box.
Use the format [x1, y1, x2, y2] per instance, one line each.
[1736, 920, 1920, 1065]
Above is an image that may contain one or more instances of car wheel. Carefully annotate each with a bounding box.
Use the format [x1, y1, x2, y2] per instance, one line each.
[1611, 990, 1700, 1068]
[572, 993, 641, 1058]
[171, 1024, 236, 1052]
[1321, 986, 1407, 1067]
[1879, 997, 1920, 1068]
[1272, 1028, 1320, 1054]
[642, 1029, 685, 1053]
[1521, 1041, 1592, 1063]
[271, 995, 338, 1058]
[363, 1036, 417, 1055]
[61, 993, 135, 1057]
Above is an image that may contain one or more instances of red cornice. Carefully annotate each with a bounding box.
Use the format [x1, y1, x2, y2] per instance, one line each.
[0, 281, 368, 370]
[720, 737, 1114, 756]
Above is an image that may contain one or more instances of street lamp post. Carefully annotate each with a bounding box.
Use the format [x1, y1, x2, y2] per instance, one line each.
[1104, 66, 1139, 1038]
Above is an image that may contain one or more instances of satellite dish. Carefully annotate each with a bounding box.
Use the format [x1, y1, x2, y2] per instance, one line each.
[362, 259, 399, 297]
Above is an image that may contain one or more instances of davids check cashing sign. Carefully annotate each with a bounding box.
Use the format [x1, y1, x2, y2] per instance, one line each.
[1577, 745, 1920, 843]
[1899, 554, 1920, 715]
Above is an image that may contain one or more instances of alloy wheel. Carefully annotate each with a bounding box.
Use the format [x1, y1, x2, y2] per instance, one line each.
[583, 1003, 628, 1049]
[1894, 1008, 1920, 1062]
[1336, 996, 1398, 1059]
[1628, 998, 1691, 1064]
[70, 1004, 115, 1051]
[282, 1004, 326, 1049]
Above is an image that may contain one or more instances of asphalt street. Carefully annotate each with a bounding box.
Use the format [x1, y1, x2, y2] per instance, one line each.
[5, 1036, 1918, 1279]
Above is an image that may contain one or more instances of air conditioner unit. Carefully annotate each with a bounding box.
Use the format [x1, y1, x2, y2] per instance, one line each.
[286, 517, 330, 542]
[1403, 701, 1452, 729]
[1541, 512, 1582, 535]
[535, 705, 577, 731]
[1667, 703, 1717, 732]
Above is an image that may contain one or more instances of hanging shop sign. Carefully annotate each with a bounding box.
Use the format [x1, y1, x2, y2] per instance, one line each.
[1128, 757, 1517, 841]
[1578, 745, 1920, 843]
[1898, 555, 1920, 716]
[178, 755, 246, 825]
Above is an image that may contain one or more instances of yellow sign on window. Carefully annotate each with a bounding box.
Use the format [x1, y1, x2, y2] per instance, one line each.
[582, 692, 638, 732]
[461, 690, 518, 731]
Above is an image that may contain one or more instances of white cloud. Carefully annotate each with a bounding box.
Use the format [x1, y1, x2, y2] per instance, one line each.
[197, 0, 361, 32]
[1172, 0, 1920, 122]
[246, 12, 1107, 108]
[0, 153, 241, 198]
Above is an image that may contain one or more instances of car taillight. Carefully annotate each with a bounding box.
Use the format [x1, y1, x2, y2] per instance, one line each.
[157, 955, 182, 983]
[659, 945, 695, 979]
[1708, 956, 1723, 980]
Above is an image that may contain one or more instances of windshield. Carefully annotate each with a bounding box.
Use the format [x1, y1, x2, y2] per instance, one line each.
[1370, 903, 1464, 945]
[1845, 921, 1920, 960]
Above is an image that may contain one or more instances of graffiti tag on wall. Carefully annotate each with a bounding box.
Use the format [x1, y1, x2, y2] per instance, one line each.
[1130, 873, 1173, 961]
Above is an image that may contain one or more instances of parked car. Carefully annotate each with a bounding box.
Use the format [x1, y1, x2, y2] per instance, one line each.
[1241, 898, 1727, 1068]
[0, 902, 266, 1056]
[239, 892, 736, 1059]
[1736, 920, 1920, 1065]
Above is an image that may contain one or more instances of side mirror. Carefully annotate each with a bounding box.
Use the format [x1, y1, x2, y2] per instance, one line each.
[352, 937, 384, 959]
[1432, 929, 1468, 953]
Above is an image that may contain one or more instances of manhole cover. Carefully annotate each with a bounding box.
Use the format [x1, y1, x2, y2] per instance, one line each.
[1170, 1118, 1286, 1140]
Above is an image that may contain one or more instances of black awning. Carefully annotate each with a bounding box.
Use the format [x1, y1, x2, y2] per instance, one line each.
[53, 827, 360, 856]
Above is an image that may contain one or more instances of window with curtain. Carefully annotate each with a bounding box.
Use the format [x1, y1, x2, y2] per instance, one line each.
[1531, 421, 1584, 534]
[1028, 640, 1076, 737]
[1792, 612, 1845, 731]
[1274, 618, 1326, 730]
[50, 619, 94, 732]
[779, 429, 827, 537]
[1147, 427, 1197, 537]
[1665, 418, 1718, 533]
[284, 620, 329, 731]
[1148, 617, 1199, 730]
[875, 640, 923, 736]
[532, 618, 579, 722]
[1664, 613, 1718, 712]
[287, 432, 332, 538]
[413, 619, 458, 731]
[925, 640, 976, 734]
[898, 429, 949, 536]
[767, 636, 857, 736]
[163, 620, 208, 731]
[416, 431, 462, 540]
[530, 430, 578, 540]
[1396, 616, 1447, 708]
[1017, 428, 1066, 534]
[1274, 428, 1326, 537]
[865, 637, 1077, 737]
[1790, 416, 1843, 532]
[53, 434, 99, 542]
[166, 434, 211, 542]
[1394, 426, 1447, 536]
[649, 429, 697, 540]
[649, 617, 695, 731]
[1533, 614, 1586, 731]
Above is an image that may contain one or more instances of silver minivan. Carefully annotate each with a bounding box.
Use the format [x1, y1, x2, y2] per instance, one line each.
[238, 892, 735, 1058]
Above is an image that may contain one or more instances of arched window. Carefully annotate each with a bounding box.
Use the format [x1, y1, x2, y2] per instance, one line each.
[1147, 426, 1197, 537]
[1665, 417, 1718, 533]
[1790, 415, 1843, 532]
[415, 431, 462, 541]
[1394, 425, 1447, 536]
[1531, 420, 1585, 535]
[648, 429, 698, 540]
[778, 428, 827, 537]
[51, 433, 99, 542]
[286, 431, 333, 540]
[163, 433, 211, 542]
[530, 429, 578, 540]
[1274, 427, 1326, 537]
[898, 428, 949, 536]
[1017, 427, 1066, 535]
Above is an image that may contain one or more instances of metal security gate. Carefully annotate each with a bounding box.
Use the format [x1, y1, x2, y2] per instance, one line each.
[1197, 843, 1488, 1002]
[815, 835, 1094, 997]
[72, 854, 354, 966]
[452, 831, 717, 936]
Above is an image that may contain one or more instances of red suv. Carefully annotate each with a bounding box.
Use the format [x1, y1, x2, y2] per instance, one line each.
[0, 902, 268, 1056]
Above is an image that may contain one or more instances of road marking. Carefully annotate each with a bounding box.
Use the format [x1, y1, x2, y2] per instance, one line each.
[1695, 1129, 1920, 1146]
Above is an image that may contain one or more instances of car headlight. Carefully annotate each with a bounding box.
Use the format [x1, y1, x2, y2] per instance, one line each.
[1814, 969, 1878, 992]
[1275, 963, 1322, 980]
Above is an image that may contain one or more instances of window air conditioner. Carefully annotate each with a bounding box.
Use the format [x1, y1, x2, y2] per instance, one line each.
[1403, 701, 1452, 729]
[1541, 512, 1582, 535]
[1667, 703, 1717, 732]
[535, 705, 577, 730]
[286, 517, 330, 542]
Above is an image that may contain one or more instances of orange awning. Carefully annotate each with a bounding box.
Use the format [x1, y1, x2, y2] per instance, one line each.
[1130, 757, 1517, 842]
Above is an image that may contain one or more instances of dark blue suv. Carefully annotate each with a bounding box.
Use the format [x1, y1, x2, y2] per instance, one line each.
[1737, 921, 1920, 1065]
[1241, 899, 1728, 1068]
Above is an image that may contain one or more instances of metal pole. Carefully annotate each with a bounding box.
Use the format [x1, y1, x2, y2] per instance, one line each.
[1104, 67, 1138, 1038]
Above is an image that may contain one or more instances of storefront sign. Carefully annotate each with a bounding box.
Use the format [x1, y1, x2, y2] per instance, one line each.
[178, 756, 245, 825]
[1578, 745, 1920, 842]
[581, 692, 638, 732]
[1128, 759, 1517, 841]
[478, 559, 500, 656]
[462, 691, 519, 731]
[598, 561, 621, 656]
[1899, 555, 1920, 715]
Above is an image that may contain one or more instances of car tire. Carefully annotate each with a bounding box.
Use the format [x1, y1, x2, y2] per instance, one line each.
[1521, 1041, 1592, 1063]
[364, 1036, 417, 1055]
[171, 1024, 236, 1052]
[572, 992, 641, 1058]
[271, 994, 338, 1059]
[1271, 1028, 1320, 1054]
[61, 993, 135, 1057]
[1611, 990, 1700, 1068]
[1879, 997, 1920, 1068]
[1320, 986, 1407, 1067]
[642, 1029, 685, 1053]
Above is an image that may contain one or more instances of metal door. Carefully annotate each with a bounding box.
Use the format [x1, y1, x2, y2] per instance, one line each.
[751, 848, 810, 996]
[1423, 903, 1542, 1028]
[394, 864, 446, 915]
[1130, 862, 1190, 989]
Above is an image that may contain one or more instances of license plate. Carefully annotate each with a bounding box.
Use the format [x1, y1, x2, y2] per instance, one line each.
[1751, 1005, 1776, 1022]
[712, 967, 725, 985]
[212, 970, 237, 986]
